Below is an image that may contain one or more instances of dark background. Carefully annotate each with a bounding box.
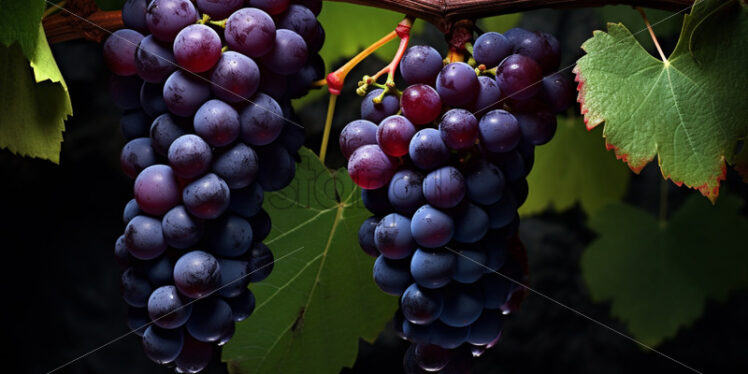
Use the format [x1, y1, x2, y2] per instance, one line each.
[3, 7, 748, 374]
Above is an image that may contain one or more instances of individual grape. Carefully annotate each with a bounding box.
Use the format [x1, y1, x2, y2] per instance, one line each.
[135, 35, 177, 83]
[245, 242, 274, 282]
[186, 298, 234, 343]
[409, 128, 449, 171]
[374, 213, 416, 260]
[438, 109, 478, 150]
[217, 259, 251, 297]
[485, 191, 518, 229]
[504, 27, 532, 48]
[377, 115, 416, 157]
[464, 160, 505, 205]
[122, 267, 153, 307]
[539, 73, 573, 113]
[452, 245, 487, 283]
[401, 283, 443, 325]
[120, 137, 157, 179]
[122, 0, 149, 33]
[261, 29, 308, 75]
[225, 8, 276, 58]
[440, 283, 484, 327]
[193, 99, 241, 147]
[399, 45, 443, 85]
[173, 24, 222, 73]
[413, 344, 451, 372]
[210, 51, 260, 103]
[226, 288, 256, 322]
[513, 31, 560, 74]
[339, 119, 377, 160]
[183, 173, 231, 219]
[239, 93, 284, 146]
[541, 32, 561, 72]
[146, 255, 175, 286]
[168, 134, 213, 179]
[110, 75, 143, 111]
[228, 183, 264, 218]
[163, 70, 211, 117]
[429, 321, 470, 349]
[287, 54, 324, 98]
[140, 82, 168, 118]
[422, 166, 465, 209]
[402, 320, 432, 344]
[482, 273, 512, 309]
[258, 66, 288, 101]
[472, 75, 502, 116]
[491, 150, 526, 182]
[361, 187, 394, 216]
[276, 5, 317, 41]
[134, 164, 180, 216]
[467, 310, 503, 345]
[372, 256, 412, 296]
[278, 119, 305, 155]
[347, 144, 396, 190]
[145, 0, 198, 42]
[196, 0, 243, 18]
[123, 199, 142, 224]
[174, 250, 221, 298]
[478, 109, 521, 153]
[306, 22, 325, 53]
[247, 209, 271, 242]
[125, 216, 168, 260]
[410, 248, 456, 289]
[473, 32, 512, 68]
[360, 89, 400, 124]
[358, 216, 379, 258]
[103, 29, 144, 76]
[206, 215, 253, 258]
[436, 62, 479, 108]
[401, 84, 442, 126]
[162, 205, 203, 249]
[483, 240, 508, 273]
[148, 285, 192, 329]
[142, 325, 184, 364]
[212, 143, 259, 189]
[515, 111, 557, 145]
[150, 113, 187, 156]
[410, 205, 454, 248]
[175, 334, 214, 373]
[256, 143, 296, 191]
[217, 322, 236, 346]
[453, 201, 490, 243]
[127, 307, 150, 336]
[249, 0, 289, 14]
[496, 54, 543, 101]
[387, 169, 425, 216]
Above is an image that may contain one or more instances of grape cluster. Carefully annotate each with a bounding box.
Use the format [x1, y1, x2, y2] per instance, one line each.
[342, 28, 572, 373]
[105, 0, 324, 371]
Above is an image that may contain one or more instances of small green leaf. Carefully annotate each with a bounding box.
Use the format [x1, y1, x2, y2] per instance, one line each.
[0, 24, 72, 163]
[222, 148, 398, 374]
[519, 116, 630, 216]
[0, 0, 45, 57]
[581, 194, 748, 346]
[574, 0, 748, 202]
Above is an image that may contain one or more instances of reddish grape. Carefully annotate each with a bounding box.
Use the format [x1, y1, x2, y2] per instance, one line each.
[438, 109, 478, 150]
[377, 115, 417, 157]
[496, 54, 543, 100]
[103, 29, 144, 76]
[249, 0, 289, 15]
[134, 164, 180, 215]
[173, 24, 222, 73]
[401, 84, 442, 126]
[348, 144, 397, 190]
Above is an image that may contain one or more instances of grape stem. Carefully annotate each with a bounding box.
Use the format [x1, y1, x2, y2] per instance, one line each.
[209, 19, 227, 28]
[318, 94, 338, 163]
[637, 7, 668, 64]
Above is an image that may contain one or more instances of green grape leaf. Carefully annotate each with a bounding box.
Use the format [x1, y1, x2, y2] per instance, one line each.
[0, 24, 72, 163]
[222, 147, 398, 374]
[581, 194, 748, 346]
[519, 116, 630, 216]
[0, 0, 45, 57]
[574, 0, 748, 203]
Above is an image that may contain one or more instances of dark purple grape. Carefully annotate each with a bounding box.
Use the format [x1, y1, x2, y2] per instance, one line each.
[246, 242, 274, 282]
[211, 51, 261, 103]
[483, 240, 508, 273]
[440, 283, 484, 327]
[286, 53, 324, 98]
[438, 109, 478, 150]
[478, 109, 521, 153]
[175, 334, 214, 373]
[239, 93, 284, 146]
[276, 5, 317, 42]
[348, 144, 396, 190]
[120, 137, 157, 179]
[278, 118, 305, 154]
[163, 70, 211, 117]
[539, 73, 574, 113]
[162, 205, 204, 249]
[387, 169, 425, 216]
[145, 0, 198, 42]
[103, 29, 144, 76]
[473, 31, 512, 68]
[122, 267, 153, 307]
[496, 54, 543, 101]
[225, 8, 276, 58]
[436, 62, 479, 108]
[468, 309, 504, 345]
[140, 82, 168, 118]
[134, 164, 180, 215]
[452, 202, 489, 244]
[472, 75, 502, 116]
[411, 205, 454, 249]
[127, 307, 149, 336]
[123, 198, 142, 224]
[196, 0, 243, 18]
[110, 74, 143, 111]
[377, 115, 416, 157]
[482, 273, 512, 309]
[362, 187, 393, 216]
[125, 215, 168, 260]
[229, 183, 264, 218]
[173, 24, 222, 73]
[360, 89, 400, 124]
[339, 119, 377, 160]
[513, 31, 560, 74]
[258, 65, 288, 101]
[401, 84, 442, 126]
[142, 325, 184, 364]
[261, 29, 308, 75]
[401, 283, 443, 325]
[256, 143, 295, 191]
[122, 0, 149, 33]
[485, 191, 518, 229]
[194, 99, 241, 147]
[206, 214, 253, 258]
[374, 213, 416, 260]
[399, 45, 443, 85]
[464, 159, 505, 205]
[174, 250, 221, 298]
[168, 134, 213, 179]
[491, 150, 526, 182]
[413, 344, 451, 372]
[515, 111, 557, 145]
[249, 0, 289, 14]
[148, 285, 192, 328]
[422, 166, 465, 209]
[217, 258, 251, 297]
[358, 216, 380, 258]
[226, 288, 256, 322]
[402, 320, 432, 344]
[306, 22, 325, 53]
[451, 244, 486, 283]
[183, 173, 231, 219]
[212, 143, 259, 189]
[150, 113, 187, 156]
[373, 256, 412, 296]
[135, 35, 177, 83]
[186, 297, 234, 342]
[410, 247, 456, 288]
[409, 128, 449, 171]
[247, 209, 271, 242]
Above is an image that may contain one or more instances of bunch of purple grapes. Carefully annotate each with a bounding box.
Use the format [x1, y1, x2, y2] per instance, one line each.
[341, 28, 572, 373]
[104, 0, 324, 371]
